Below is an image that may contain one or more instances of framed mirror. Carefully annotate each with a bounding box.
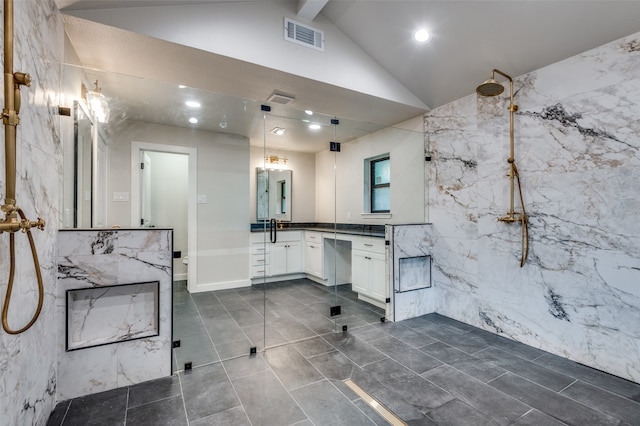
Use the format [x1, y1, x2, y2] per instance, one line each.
[256, 168, 292, 222]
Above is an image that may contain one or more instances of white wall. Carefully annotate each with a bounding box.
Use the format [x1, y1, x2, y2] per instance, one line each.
[249, 146, 316, 223]
[425, 31, 640, 383]
[316, 116, 425, 225]
[108, 121, 250, 291]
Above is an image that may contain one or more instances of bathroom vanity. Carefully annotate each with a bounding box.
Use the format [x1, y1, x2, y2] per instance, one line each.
[250, 224, 387, 308]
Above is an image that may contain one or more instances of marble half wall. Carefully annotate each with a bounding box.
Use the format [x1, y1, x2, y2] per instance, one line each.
[424, 31, 640, 382]
[387, 224, 436, 321]
[56, 229, 173, 400]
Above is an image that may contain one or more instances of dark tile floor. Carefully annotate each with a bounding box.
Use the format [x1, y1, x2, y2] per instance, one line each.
[48, 279, 640, 426]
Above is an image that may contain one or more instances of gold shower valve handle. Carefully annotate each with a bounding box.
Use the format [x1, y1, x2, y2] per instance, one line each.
[19, 217, 45, 232]
[498, 214, 521, 223]
[14, 72, 31, 87]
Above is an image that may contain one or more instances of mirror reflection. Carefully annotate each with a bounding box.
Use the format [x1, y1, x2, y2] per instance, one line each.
[73, 101, 93, 228]
[256, 168, 292, 222]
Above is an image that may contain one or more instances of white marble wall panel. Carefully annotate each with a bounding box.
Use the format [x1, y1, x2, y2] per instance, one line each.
[57, 229, 172, 400]
[0, 1, 62, 425]
[424, 31, 640, 382]
[388, 224, 436, 321]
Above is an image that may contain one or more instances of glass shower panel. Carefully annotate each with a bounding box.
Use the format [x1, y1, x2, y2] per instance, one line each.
[61, 64, 270, 372]
[260, 107, 337, 349]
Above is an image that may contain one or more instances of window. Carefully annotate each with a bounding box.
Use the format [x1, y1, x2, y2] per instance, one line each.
[368, 155, 390, 213]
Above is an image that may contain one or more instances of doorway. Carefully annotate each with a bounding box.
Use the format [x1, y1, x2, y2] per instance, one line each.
[131, 142, 197, 285]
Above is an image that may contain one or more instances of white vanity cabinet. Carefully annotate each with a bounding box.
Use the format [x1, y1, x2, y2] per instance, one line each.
[304, 231, 324, 279]
[351, 237, 386, 305]
[251, 231, 302, 278]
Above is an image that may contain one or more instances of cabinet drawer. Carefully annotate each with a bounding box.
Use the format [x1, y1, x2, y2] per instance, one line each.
[305, 231, 323, 243]
[252, 254, 269, 266]
[276, 231, 302, 242]
[352, 238, 384, 254]
[251, 243, 269, 255]
[251, 265, 270, 277]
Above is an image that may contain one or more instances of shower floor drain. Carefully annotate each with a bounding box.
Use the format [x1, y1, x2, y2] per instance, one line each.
[343, 379, 407, 425]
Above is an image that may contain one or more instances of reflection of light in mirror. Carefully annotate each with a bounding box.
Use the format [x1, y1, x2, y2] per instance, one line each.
[265, 154, 287, 169]
[189, 117, 198, 124]
[309, 123, 321, 130]
[305, 110, 313, 115]
[178, 84, 186, 88]
[185, 101, 200, 108]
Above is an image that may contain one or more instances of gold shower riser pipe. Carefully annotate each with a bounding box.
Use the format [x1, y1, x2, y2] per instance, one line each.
[1, 0, 46, 335]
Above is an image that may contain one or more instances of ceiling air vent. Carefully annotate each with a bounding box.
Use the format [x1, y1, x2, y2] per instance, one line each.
[267, 92, 295, 105]
[284, 17, 324, 51]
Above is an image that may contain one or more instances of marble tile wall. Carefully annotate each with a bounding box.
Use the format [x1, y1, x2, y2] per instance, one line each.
[56, 229, 173, 400]
[387, 224, 436, 322]
[424, 31, 640, 383]
[0, 1, 63, 425]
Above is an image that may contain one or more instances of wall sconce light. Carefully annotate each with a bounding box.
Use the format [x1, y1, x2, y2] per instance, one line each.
[265, 154, 288, 169]
[81, 80, 110, 123]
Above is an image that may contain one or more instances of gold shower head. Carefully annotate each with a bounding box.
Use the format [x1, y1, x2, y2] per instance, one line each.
[476, 78, 505, 97]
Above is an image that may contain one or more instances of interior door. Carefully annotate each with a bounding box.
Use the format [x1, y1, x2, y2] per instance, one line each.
[140, 151, 152, 227]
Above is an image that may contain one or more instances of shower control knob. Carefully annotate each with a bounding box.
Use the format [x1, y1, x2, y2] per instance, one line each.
[35, 217, 45, 230]
[14, 72, 31, 87]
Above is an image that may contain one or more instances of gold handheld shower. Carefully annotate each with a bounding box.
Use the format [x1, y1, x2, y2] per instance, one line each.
[1, 0, 46, 334]
[476, 69, 529, 267]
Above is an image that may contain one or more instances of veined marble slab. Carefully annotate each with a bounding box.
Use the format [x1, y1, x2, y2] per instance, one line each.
[56, 229, 172, 400]
[424, 31, 640, 383]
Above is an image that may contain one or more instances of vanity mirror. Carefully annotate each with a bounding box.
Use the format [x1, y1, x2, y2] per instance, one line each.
[256, 168, 292, 222]
[73, 100, 93, 228]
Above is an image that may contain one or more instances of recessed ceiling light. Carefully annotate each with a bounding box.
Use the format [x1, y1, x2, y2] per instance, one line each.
[309, 123, 321, 130]
[189, 117, 198, 124]
[185, 101, 201, 108]
[270, 127, 286, 136]
[305, 110, 313, 115]
[414, 29, 430, 43]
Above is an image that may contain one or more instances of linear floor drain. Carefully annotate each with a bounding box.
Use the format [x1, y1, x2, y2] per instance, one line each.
[344, 379, 407, 426]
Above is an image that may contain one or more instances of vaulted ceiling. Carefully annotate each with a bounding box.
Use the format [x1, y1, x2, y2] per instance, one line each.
[59, 0, 640, 151]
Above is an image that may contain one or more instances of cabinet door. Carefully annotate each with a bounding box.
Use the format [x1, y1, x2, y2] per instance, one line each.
[369, 252, 386, 302]
[286, 241, 303, 274]
[351, 250, 370, 294]
[270, 243, 287, 276]
[305, 242, 323, 278]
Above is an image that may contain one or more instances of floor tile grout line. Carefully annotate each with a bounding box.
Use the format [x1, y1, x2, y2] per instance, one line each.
[216, 353, 255, 426]
[557, 378, 578, 394]
[57, 400, 72, 425]
[176, 371, 190, 426]
[123, 387, 130, 425]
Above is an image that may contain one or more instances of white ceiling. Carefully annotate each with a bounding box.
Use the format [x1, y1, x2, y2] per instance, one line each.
[59, 0, 640, 152]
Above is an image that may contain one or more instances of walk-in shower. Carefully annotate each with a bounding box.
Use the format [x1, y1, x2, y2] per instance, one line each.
[477, 69, 529, 267]
[1, 0, 46, 334]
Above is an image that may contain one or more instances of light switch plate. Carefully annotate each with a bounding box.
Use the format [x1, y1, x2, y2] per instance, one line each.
[197, 194, 207, 204]
[113, 192, 129, 202]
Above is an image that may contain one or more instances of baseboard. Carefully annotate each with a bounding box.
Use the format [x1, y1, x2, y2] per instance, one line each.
[189, 279, 251, 293]
[173, 273, 187, 281]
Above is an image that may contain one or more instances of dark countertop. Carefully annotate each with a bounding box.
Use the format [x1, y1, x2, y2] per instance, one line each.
[250, 222, 385, 238]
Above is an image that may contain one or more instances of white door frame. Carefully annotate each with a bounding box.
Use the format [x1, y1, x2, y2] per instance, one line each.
[131, 141, 197, 288]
